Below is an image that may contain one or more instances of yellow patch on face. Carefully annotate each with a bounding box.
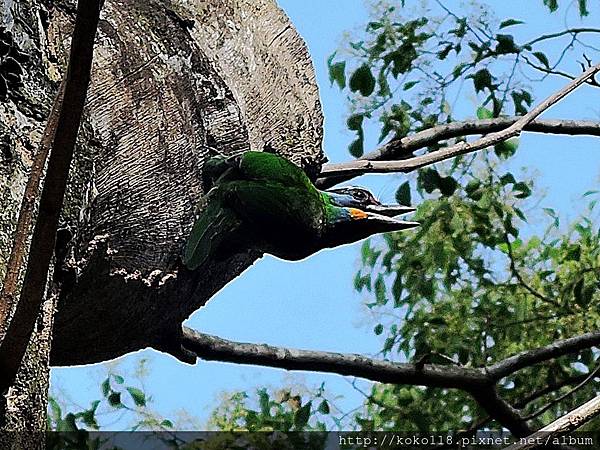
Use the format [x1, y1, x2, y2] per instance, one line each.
[349, 208, 368, 220]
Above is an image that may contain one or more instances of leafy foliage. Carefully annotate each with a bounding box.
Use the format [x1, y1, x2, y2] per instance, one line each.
[327, 1, 599, 157]
[48, 360, 175, 433]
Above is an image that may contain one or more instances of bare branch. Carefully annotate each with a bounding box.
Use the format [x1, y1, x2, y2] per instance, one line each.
[525, 28, 600, 47]
[317, 64, 600, 185]
[0, 82, 65, 327]
[317, 118, 600, 188]
[0, 0, 103, 392]
[180, 327, 490, 389]
[488, 331, 600, 380]
[504, 395, 600, 450]
[181, 327, 600, 435]
[181, 328, 600, 390]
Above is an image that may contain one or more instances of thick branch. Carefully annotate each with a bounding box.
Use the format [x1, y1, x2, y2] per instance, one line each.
[0, 0, 102, 391]
[182, 327, 600, 436]
[317, 64, 600, 185]
[488, 331, 600, 380]
[470, 387, 532, 437]
[504, 395, 600, 450]
[181, 327, 490, 389]
[182, 328, 600, 389]
[0, 82, 65, 327]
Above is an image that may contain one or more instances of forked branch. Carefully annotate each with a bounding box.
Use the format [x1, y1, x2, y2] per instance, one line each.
[317, 63, 600, 184]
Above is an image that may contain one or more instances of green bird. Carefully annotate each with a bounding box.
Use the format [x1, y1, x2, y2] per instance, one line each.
[183, 151, 419, 270]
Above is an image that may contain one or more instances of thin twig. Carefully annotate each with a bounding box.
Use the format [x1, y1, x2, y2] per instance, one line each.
[525, 28, 600, 47]
[316, 118, 600, 188]
[503, 233, 562, 309]
[317, 64, 600, 182]
[522, 364, 600, 421]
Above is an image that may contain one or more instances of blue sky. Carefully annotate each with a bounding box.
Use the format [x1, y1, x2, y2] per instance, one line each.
[50, 0, 600, 429]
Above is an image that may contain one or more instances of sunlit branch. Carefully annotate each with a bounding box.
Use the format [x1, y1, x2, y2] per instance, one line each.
[504, 395, 600, 450]
[317, 64, 600, 188]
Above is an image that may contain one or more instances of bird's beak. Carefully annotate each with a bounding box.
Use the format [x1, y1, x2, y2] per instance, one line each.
[361, 204, 416, 217]
[347, 206, 419, 232]
[364, 211, 420, 231]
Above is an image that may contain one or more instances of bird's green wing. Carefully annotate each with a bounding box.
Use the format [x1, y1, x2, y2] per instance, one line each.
[238, 152, 314, 191]
[183, 190, 241, 270]
[226, 180, 324, 233]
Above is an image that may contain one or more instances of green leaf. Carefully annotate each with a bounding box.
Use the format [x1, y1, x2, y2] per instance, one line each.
[465, 179, 481, 194]
[392, 274, 403, 304]
[329, 62, 346, 89]
[544, 0, 558, 12]
[500, 173, 516, 185]
[90, 400, 101, 412]
[80, 405, 99, 430]
[403, 80, 419, 90]
[126, 387, 146, 407]
[574, 279, 586, 306]
[294, 401, 311, 429]
[477, 106, 493, 119]
[349, 64, 376, 96]
[439, 176, 458, 196]
[471, 69, 493, 93]
[161, 419, 174, 428]
[112, 374, 125, 384]
[532, 52, 550, 68]
[579, 0, 589, 16]
[396, 181, 411, 206]
[437, 44, 453, 60]
[108, 392, 122, 408]
[57, 413, 78, 432]
[349, 138, 364, 158]
[428, 317, 447, 326]
[512, 90, 533, 115]
[495, 34, 519, 54]
[419, 168, 441, 193]
[318, 400, 330, 415]
[101, 378, 110, 397]
[378, 68, 391, 97]
[374, 275, 387, 305]
[48, 397, 62, 421]
[383, 337, 395, 353]
[258, 389, 270, 416]
[374, 324, 384, 335]
[494, 138, 519, 159]
[513, 181, 531, 199]
[347, 113, 363, 131]
[500, 19, 524, 29]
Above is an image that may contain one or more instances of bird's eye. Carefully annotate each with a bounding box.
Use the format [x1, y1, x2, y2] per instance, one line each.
[353, 190, 367, 201]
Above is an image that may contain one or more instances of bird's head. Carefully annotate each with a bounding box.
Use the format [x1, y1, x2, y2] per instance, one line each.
[319, 186, 419, 248]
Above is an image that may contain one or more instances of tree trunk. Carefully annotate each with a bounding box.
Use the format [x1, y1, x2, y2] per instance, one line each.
[0, 0, 322, 432]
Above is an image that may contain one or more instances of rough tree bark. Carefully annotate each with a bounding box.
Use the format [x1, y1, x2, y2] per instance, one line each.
[0, 0, 322, 431]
